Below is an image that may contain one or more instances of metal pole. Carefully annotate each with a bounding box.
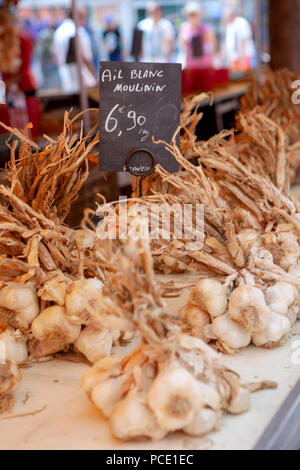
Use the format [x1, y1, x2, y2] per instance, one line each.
[72, 0, 91, 134]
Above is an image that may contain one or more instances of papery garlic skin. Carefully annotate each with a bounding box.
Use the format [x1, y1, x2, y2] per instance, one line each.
[74, 326, 113, 363]
[252, 313, 290, 347]
[30, 305, 81, 356]
[179, 304, 210, 342]
[73, 229, 95, 250]
[212, 314, 251, 352]
[147, 363, 203, 431]
[91, 376, 123, 417]
[0, 329, 28, 364]
[110, 391, 167, 441]
[183, 408, 219, 436]
[265, 282, 297, 316]
[190, 279, 228, 317]
[65, 278, 104, 325]
[229, 285, 272, 333]
[0, 283, 39, 329]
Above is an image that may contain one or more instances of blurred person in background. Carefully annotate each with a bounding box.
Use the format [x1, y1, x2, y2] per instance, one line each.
[53, 9, 97, 93]
[222, 4, 256, 72]
[0, 7, 41, 137]
[179, 2, 217, 69]
[103, 15, 122, 62]
[138, 2, 175, 63]
[1, 9, 37, 98]
[35, 11, 60, 89]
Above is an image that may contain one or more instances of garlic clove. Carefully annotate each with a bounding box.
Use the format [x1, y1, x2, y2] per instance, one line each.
[91, 376, 123, 417]
[252, 313, 291, 347]
[287, 306, 298, 326]
[73, 229, 96, 250]
[0, 283, 39, 329]
[147, 363, 203, 432]
[65, 278, 104, 326]
[110, 391, 167, 441]
[179, 303, 210, 343]
[212, 314, 251, 352]
[183, 407, 219, 436]
[0, 328, 28, 364]
[228, 285, 272, 333]
[227, 386, 251, 414]
[265, 282, 297, 313]
[189, 278, 228, 317]
[31, 305, 80, 343]
[74, 326, 113, 363]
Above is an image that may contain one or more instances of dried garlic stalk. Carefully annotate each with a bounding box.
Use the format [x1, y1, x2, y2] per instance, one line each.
[0, 113, 128, 369]
[81, 229, 273, 441]
[240, 68, 300, 182]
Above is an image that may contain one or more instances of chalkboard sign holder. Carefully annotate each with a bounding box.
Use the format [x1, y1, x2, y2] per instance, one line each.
[125, 147, 156, 197]
[99, 62, 181, 174]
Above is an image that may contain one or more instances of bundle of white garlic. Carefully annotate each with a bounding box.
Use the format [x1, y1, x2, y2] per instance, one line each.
[80, 233, 275, 441]
[82, 334, 255, 441]
[28, 276, 135, 362]
[180, 276, 298, 354]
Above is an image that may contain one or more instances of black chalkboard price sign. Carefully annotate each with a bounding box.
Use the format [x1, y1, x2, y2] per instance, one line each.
[99, 62, 181, 175]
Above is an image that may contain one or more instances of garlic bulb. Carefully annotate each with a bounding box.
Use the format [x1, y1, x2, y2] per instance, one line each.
[0, 283, 39, 329]
[229, 285, 272, 333]
[30, 305, 81, 357]
[73, 229, 95, 250]
[212, 314, 251, 353]
[252, 313, 290, 347]
[74, 326, 114, 363]
[0, 328, 28, 364]
[147, 363, 203, 431]
[189, 278, 228, 317]
[111, 390, 167, 441]
[179, 303, 210, 342]
[288, 263, 300, 279]
[65, 278, 104, 325]
[91, 376, 123, 417]
[277, 232, 300, 270]
[265, 282, 297, 316]
[183, 408, 219, 436]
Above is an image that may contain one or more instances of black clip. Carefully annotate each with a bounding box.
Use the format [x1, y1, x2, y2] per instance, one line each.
[125, 148, 156, 197]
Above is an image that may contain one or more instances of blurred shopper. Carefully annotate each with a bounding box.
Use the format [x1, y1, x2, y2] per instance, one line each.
[53, 9, 97, 93]
[222, 5, 256, 72]
[179, 2, 217, 69]
[1, 9, 41, 137]
[138, 2, 175, 63]
[103, 15, 122, 62]
[35, 15, 60, 89]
